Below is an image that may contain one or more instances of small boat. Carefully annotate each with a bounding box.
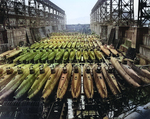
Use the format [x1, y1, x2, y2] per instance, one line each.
[100, 45, 110, 56]
[92, 64, 107, 98]
[96, 40, 102, 47]
[94, 48, 103, 61]
[83, 49, 89, 62]
[120, 64, 142, 84]
[88, 49, 96, 61]
[71, 65, 81, 99]
[76, 49, 82, 62]
[128, 62, 150, 84]
[142, 69, 150, 78]
[83, 64, 94, 99]
[107, 45, 118, 56]
[0, 64, 15, 77]
[110, 57, 140, 87]
[0, 68, 17, 89]
[57, 63, 72, 100]
[128, 62, 145, 77]
[101, 63, 120, 95]
[92, 40, 98, 47]
[0, 49, 14, 58]
[0, 64, 31, 100]
[42, 64, 64, 101]
[27, 66, 51, 99]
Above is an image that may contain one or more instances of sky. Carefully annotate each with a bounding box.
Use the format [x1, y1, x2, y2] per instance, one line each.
[50, 0, 97, 24]
[51, 0, 139, 24]
[24, 0, 148, 25]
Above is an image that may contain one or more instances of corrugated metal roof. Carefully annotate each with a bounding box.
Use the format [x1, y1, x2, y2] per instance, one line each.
[38, 0, 65, 14]
[91, 0, 105, 14]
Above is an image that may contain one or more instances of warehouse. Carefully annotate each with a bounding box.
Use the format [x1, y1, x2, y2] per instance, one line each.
[0, 0, 150, 119]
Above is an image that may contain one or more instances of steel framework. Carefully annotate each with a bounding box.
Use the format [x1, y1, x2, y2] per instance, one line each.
[90, 0, 134, 26]
[0, 0, 66, 29]
[138, 0, 150, 27]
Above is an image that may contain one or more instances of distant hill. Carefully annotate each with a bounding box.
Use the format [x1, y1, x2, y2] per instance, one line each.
[66, 24, 91, 34]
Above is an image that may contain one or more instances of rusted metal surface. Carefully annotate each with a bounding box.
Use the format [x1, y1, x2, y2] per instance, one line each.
[7, 30, 14, 47]
[90, 0, 135, 48]
[90, 0, 134, 27]
[0, 32, 3, 44]
[0, 0, 66, 49]
[13, 28, 26, 46]
[137, 28, 150, 65]
[0, 43, 9, 54]
[138, 0, 150, 27]
[143, 34, 150, 46]
[26, 28, 34, 44]
[2, 14, 64, 46]
[139, 45, 150, 60]
[6, 28, 35, 47]
[0, 0, 66, 30]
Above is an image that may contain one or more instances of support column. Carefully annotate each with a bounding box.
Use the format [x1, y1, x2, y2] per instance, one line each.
[115, 26, 119, 40]
[107, 25, 113, 40]
[97, 24, 100, 36]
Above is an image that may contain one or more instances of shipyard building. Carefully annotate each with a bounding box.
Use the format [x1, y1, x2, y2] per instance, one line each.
[0, 0, 150, 119]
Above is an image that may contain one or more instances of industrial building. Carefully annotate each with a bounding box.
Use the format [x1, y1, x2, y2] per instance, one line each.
[0, 0, 150, 119]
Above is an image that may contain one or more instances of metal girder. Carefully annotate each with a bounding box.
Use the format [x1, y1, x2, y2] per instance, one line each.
[90, 0, 134, 26]
[138, 0, 150, 27]
[36, 0, 65, 14]
[14, 0, 25, 5]
[0, 0, 10, 29]
[118, 0, 134, 25]
[0, 0, 66, 29]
